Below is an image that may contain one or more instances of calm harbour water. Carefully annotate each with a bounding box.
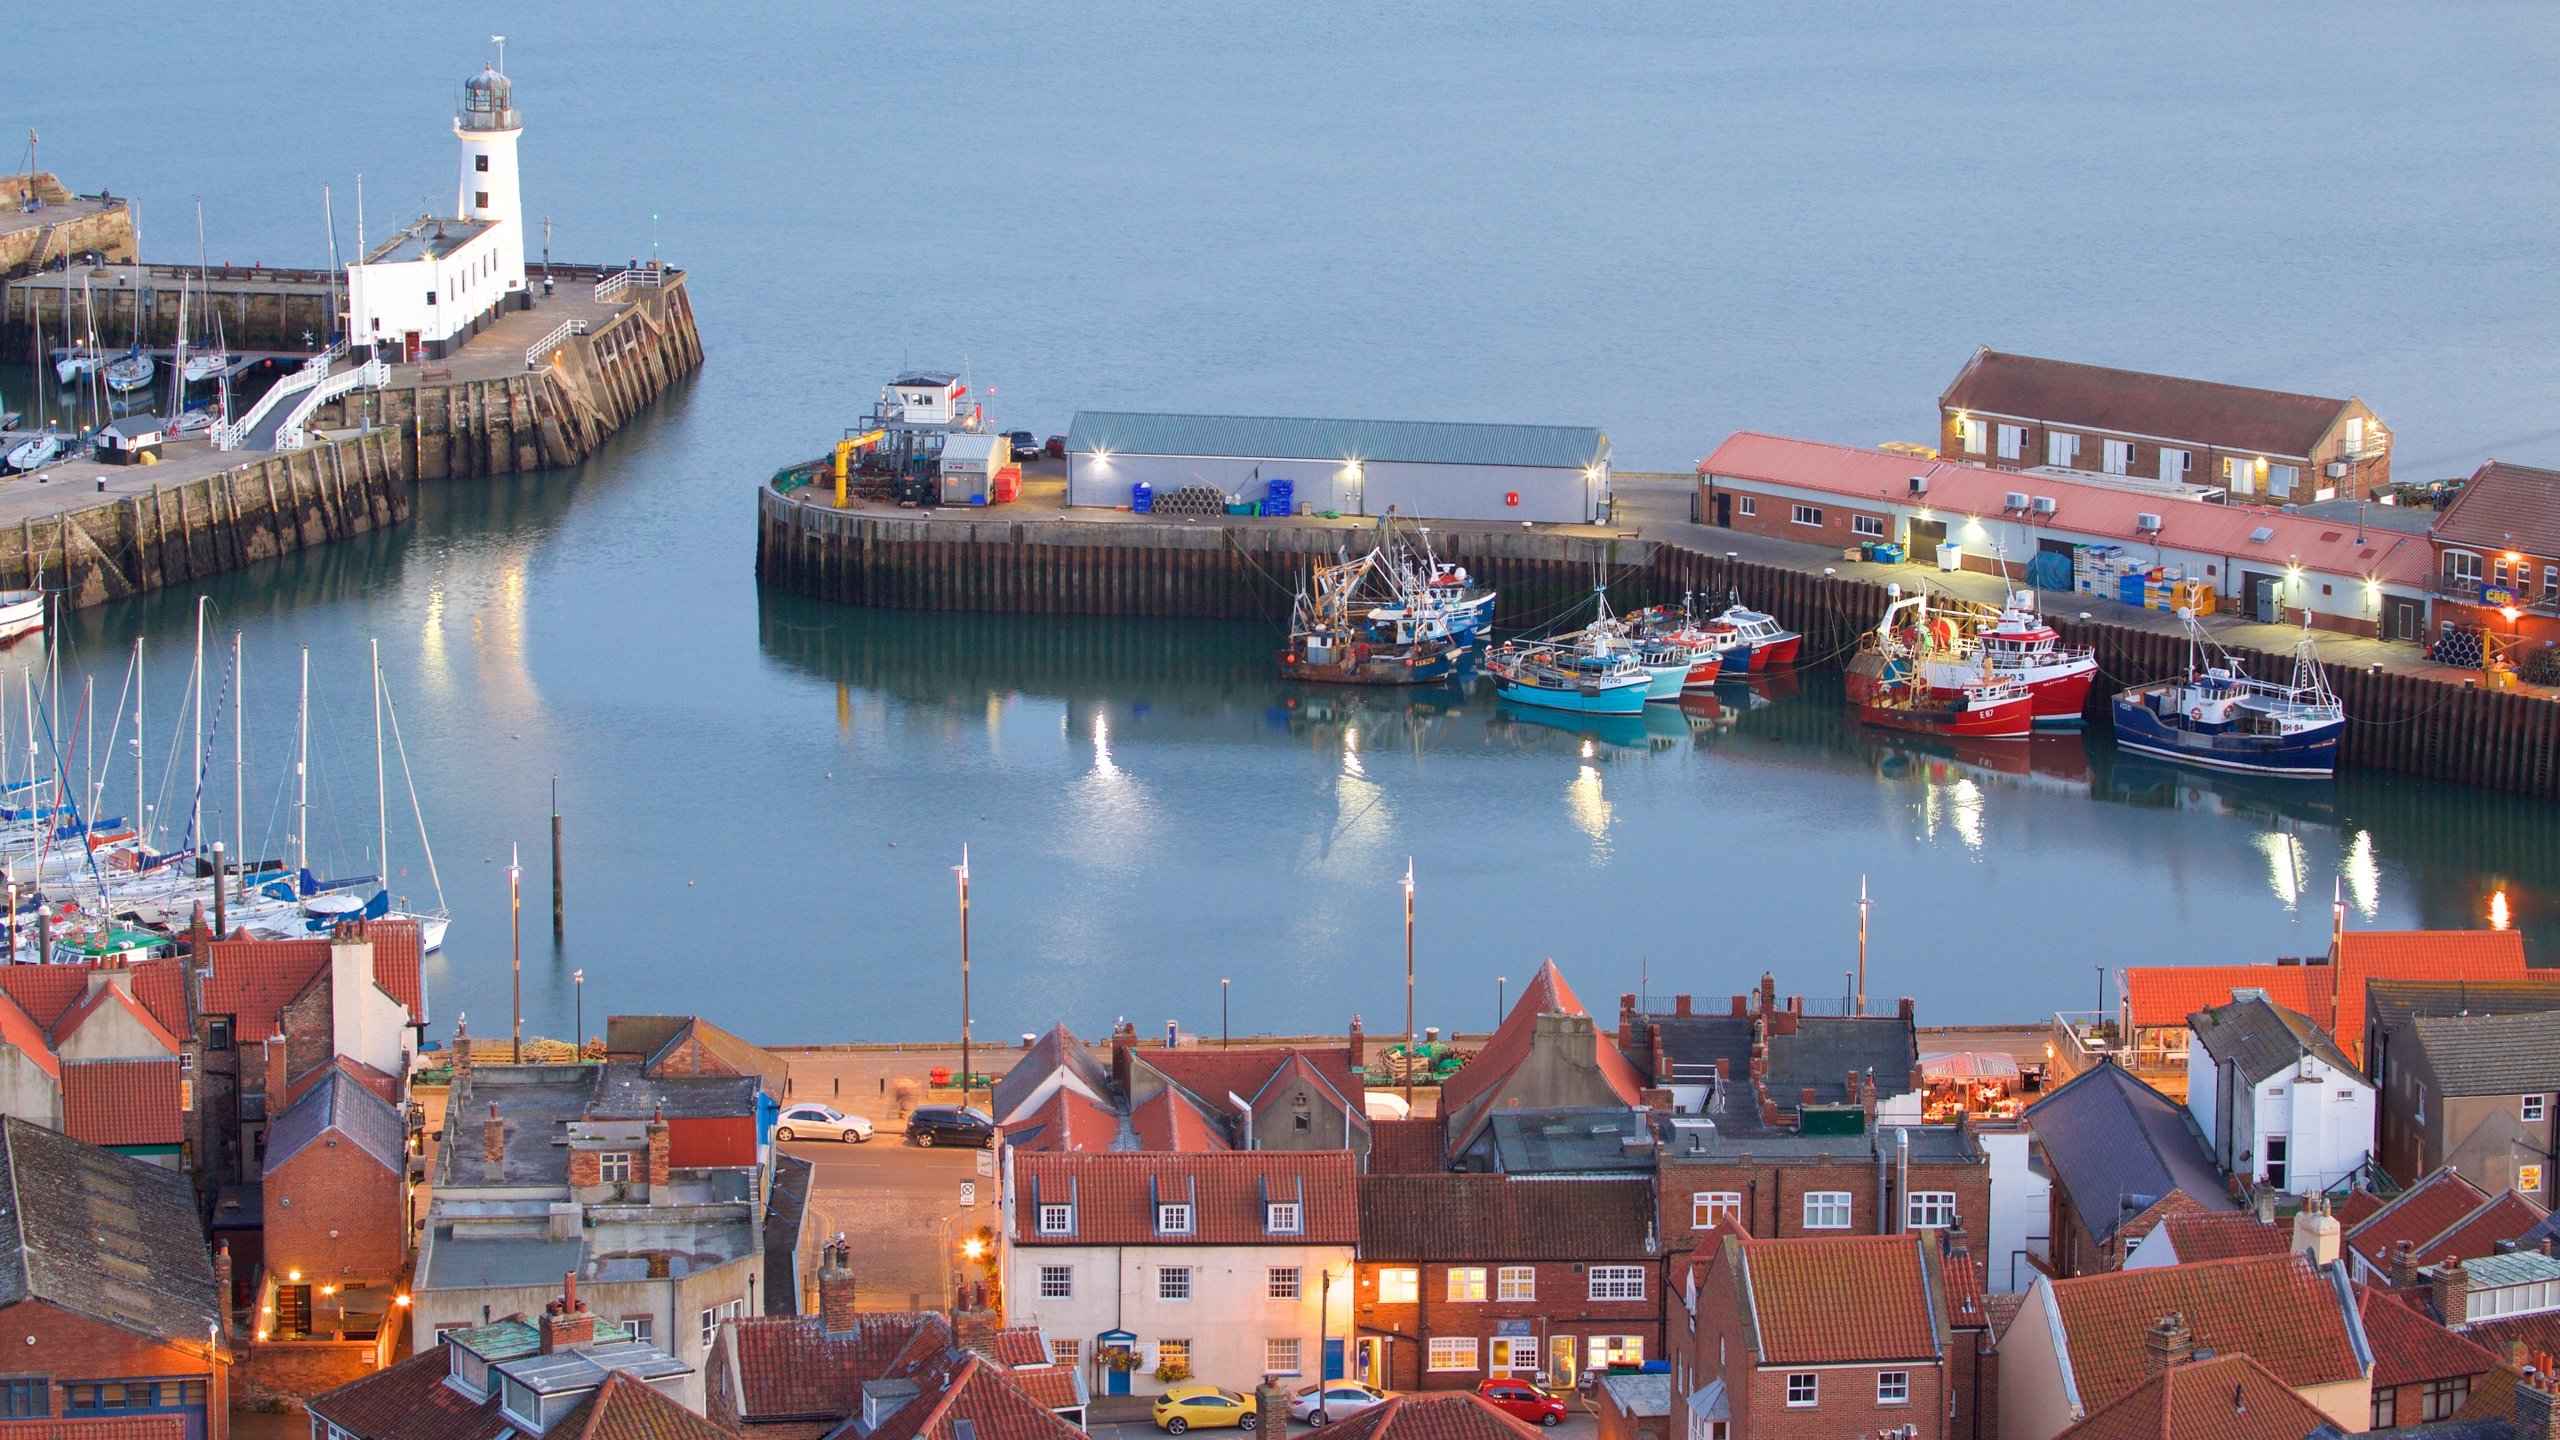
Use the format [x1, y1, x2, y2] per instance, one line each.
[6, 3, 2555, 1039]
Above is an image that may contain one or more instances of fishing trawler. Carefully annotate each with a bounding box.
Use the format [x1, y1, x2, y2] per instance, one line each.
[1703, 599, 1802, 673]
[1846, 592, 2034, 739]
[1280, 550, 1460, 685]
[1483, 640, 1651, 715]
[1847, 588, 2096, 727]
[2111, 613, 2345, 777]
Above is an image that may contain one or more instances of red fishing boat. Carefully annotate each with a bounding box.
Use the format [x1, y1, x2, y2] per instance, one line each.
[1855, 674, 2035, 739]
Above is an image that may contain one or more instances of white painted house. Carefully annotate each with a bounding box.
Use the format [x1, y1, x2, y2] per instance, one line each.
[1002, 1150, 1358, 1399]
[347, 55, 529, 360]
[1976, 1121, 2051, 1292]
[2186, 995, 2375, 1198]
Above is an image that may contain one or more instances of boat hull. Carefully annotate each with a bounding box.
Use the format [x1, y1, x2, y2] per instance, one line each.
[1278, 644, 1458, 686]
[1491, 674, 1649, 715]
[1640, 663, 1687, 702]
[2109, 690, 2342, 777]
[1856, 692, 2034, 740]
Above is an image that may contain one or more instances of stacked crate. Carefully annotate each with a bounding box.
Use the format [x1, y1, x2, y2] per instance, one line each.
[1261, 478, 1295, 518]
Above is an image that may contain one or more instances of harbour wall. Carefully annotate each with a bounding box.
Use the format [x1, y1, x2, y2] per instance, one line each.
[5, 431, 410, 609]
[0, 176, 135, 281]
[754, 491, 2560, 798]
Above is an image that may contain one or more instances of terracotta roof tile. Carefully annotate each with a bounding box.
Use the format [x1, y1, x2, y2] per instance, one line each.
[2052, 1352, 2333, 1440]
[2332, 1191, 2386, 1229]
[1142, 1046, 1366, 1121]
[1000, 1089, 1121, 1155]
[2347, 1169, 2492, 1273]
[2436, 460, 2560, 564]
[2120, 929, 2527, 1065]
[1011, 1151, 1355, 1246]
[202, 919, 425, 1041]
[1728, 1233, 1945, 1365]
[2046, 1253, 2364, 1411]
[730, 1311, 948, 1422]
[861, 1346, 1090, 1440]
[54, 981, 184, 1055]
[2120, 966, 2326, 1033]
[0, 1421, 188, 1440]
[2157, 1213, 2291, 1263]
[0, 991, 57, 1077]
[61, 1059, 183, 1147]
[1129, 1086, 1231, 1153]
[1436, 961, 1642, 1157]
[972, 1326, 1050, 1369]
[1318, 1393, 1547, 1440]
[2462, 1309, 2560, 1367]
[1359, 1174, 1658, 1261]
[2413, 1193, 2553, 1268]
[308, 1346, 514, 1440]
[547, 1370, 733, 1440]
[0, 961, 189, 1042]
[2357, 1283, 2501, 1389]
[1940, 349, 2354, 460]
[1366, 1117, 1447, 1174]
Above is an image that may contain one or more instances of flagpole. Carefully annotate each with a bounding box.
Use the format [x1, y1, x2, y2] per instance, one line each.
[510, 843, 522, 1062]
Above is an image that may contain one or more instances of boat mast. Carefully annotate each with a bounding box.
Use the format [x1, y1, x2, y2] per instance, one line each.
[233, 631, 244, 899]
[132, 637, 143, 843]
[372, 638, 387, 889]
[294, 645, 308, 876]
[192, 595, 205, 850]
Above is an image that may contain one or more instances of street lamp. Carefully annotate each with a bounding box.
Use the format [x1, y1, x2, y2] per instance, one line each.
[573, 970, 584, 1055]
[956, 846, 973, 1106]
[1402, 859, 1416, 1108]
[1221, 979, 1230, 1049]
[1497, 976, 1506, 1029]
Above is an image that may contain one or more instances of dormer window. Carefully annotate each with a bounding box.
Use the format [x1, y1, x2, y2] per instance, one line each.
[1039, 1204, 1074, 1236]
[1157, 1202, 1193, 1236]
[1266, 1202, 1302, 1236]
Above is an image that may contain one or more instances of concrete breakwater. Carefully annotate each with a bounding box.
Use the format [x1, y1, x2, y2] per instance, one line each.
[756, 490, 2560, 798]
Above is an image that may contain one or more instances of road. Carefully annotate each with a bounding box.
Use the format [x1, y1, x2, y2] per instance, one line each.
[782, 1124, 996, 1314]
[1085, 1396, 1606, 1440]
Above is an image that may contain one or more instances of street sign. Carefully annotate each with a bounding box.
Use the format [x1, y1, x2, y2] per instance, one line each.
[976, 1149, 994, 1179]
[960, 1180, 978, 1208]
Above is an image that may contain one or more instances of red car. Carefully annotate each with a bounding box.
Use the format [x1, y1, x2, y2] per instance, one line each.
[1475, 1380, 1567, 1427]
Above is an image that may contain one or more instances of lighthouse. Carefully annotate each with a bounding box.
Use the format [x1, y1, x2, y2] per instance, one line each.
[455, 59, 526, 300]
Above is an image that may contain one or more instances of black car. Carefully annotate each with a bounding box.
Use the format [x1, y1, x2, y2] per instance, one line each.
[1005, 430, 1039, 464]
[906, 1105, 996, 1147]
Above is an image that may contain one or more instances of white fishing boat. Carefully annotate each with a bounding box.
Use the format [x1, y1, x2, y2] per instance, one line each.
[0, 591, 41, 642]
[182, 352, 233, 385]
[4, 433, 62, 473]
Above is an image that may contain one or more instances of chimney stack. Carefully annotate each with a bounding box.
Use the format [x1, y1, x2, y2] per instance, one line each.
[818, 1235, 861, 1334]
[214, 1243, 235, 1336]
[2254, 1188, 2278, 1225]
[1345, 1016, 1364, 1074]
[2391, 1239, 2421, 1289]
[539, 1272, 597, 1354]
[1110, 1019, 1137, 1099]
[646, 1104, 672, 1195]
[2143, 1313, 2194, 1373]
[2292, 1197, 2341, 1267]
[2435, 1260, 2473, 1330]
[2516, 1371, 2560, 1440]
[483, 1102, 506, 1179]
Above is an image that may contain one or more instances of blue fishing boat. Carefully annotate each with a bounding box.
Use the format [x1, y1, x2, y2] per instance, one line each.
[1483, 640, 1651, 715]
[2111, 615, 2344, 777]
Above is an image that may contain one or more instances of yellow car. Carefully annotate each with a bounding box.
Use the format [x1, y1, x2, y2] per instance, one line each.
[1154, 1384, 1263, 1434]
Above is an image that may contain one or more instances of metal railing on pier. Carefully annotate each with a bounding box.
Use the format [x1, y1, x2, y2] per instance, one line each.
[592, 264, 668, 303]
[524, 318, 588, 370]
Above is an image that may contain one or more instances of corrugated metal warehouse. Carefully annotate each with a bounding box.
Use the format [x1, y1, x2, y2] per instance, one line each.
[1064, 412, 1612, 523]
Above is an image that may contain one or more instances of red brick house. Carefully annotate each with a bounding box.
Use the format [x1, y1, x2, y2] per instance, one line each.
[1937, 348, 2391, 503]
[2356, 1281, 2504, 1428]
[0, 1118, 230, 1439]
[1674, 1230, 1955, 1440]
[259, 1066, 411, 1315]
[2429, 459, 2560, 652]
[1354, 1173, 1662, 1392]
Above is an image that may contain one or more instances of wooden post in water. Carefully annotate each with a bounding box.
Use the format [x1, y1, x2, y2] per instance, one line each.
[551, 776, 565, 941]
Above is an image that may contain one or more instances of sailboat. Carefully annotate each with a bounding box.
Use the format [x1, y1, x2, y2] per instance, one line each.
[371, 639, 450, 952]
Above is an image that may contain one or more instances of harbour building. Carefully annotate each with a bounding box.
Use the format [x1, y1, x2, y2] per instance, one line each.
[346, 52, 531, 361]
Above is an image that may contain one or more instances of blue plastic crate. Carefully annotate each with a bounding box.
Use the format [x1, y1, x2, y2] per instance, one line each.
[1132, 482, 1154, 514]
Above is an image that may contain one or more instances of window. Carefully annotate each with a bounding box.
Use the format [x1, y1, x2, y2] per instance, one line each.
[2047, 433, 2079, 468]
[2544, 565, 2558, 599]
[1158, 1203, 1193, 1235]
[1737, 496, 1756, 517]
[623, 1316, 653, 1345]
[2424, 1377, 2472, 1422]
[2373, 1387, 2397, 1428]
[1497, 1266, 1535, 1301]
[2526, 1095, 2548, 1123]
[1266, 1338, 1302, 1376]
[2446, 551, 2482, 586]
[2103, 439, 2136, 476]
[2269, 464, 2300, 497]
[1997, 424, 2025, 461]
[1852, 515, 1886, 539]
[598, 1152, 633, 1183]
[1958, 417, 1987, 455]
[2160, 447, 2189, 481]
[1786, 1373, 1818, 1408]
[1039, 1265, 1074, 1300]
[1490, 1338, 1537, 1373]
[1158, 1267, 1193, 1302]
[2494, 559, 2512, 588]
[425, 291, 437, 306]
[1588, 1336, 1644, 1368]
[1803, 1191, 1853, 1229]
[2523, 1165, 2546, 1195]
[476, 155, 490, 173]
[475, 191, 491, 210]
[1266, 1202, 1301, 1235]
[699, 1298, 743, 1350]
[1692, 1193, 1742, 1229]
[1907, 1192, 1958, 1229]
[1447, 1267, 1488, 1302]
[1378, 1268, 1419, 1304]
[1159, 1340, 1192, 1373]
[1877, 1371, 1910, 1406]
[1588, 1266, 1646, 1301]
[0, 1377, 44, 1418]
[1428, 1338, 1478, 1372]
[207, 1018, 233, 1052]
[1790, 504, 1824, 528]
[2263, 1135, 2289, 1191]
[1268, 1267, 1301, 1300]
[1038, 1204, 1074, 1236]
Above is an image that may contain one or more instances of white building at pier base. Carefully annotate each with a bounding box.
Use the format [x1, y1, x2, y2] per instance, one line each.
[346, 57, 530, 360]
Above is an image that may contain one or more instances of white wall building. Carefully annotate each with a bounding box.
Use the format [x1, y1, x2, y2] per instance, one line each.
[347, 56, 529, 359]
[1002, 1150, 1357, 1399]
[2187, 995, 2375, 1198]
[1977, 1123, 2051, 1293]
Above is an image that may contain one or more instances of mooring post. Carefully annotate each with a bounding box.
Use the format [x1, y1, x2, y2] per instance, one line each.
[551, 775, 565, 940]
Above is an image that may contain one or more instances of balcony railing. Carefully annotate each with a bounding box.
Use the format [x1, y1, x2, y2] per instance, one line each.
[2047, 1011, 2186, 1081]
[2432, 574, 2560, 614]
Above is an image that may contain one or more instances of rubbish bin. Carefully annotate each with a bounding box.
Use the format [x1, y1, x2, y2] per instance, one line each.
[1936, 541, 1962, 574]
[2256, 586, 2280, 624]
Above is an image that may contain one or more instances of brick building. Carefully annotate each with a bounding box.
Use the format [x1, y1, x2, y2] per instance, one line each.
[1353, 1173, 1661, 1392]
[2355, 1281, 2504, 1428]
[1673, 1230, 1957, 1440]
[1937, 348, 2391, 503]
[991, 1021, 1372, 1161]
[2429, 459, 2560, 652]
[605, 1016, 789, 1099]
[0, 962, 194, 1166]
[0, 1118, 230, 1438]
[2047, 1351, 2333, 1440]
[259, 1066, 412, 1321]
[2375, 1008, 2560, 1202]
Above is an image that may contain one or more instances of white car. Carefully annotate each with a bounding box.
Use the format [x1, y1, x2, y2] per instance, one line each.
[1290, 1384, 1387, 1425]
[774, 1103, 875, 1144]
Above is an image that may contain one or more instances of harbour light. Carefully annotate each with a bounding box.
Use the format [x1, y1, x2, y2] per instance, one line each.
[2491, 889, 2512, 929]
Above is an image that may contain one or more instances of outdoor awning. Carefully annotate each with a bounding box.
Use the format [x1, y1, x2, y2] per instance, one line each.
[1920, 1052, 2023, 1083]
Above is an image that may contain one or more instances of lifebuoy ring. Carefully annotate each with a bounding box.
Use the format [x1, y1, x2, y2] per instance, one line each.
[2188, 704, 2206, 721]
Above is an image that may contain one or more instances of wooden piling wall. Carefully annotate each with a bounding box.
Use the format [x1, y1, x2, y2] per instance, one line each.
[756, 488, 2560, 798]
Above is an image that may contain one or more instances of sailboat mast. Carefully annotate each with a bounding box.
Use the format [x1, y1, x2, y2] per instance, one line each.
[132, 637, 143, 842]
[233, 631, 244, 899]
[372, 638, 386, 887]
[192, 596, 205, 849]
[294, 645, 308, 876]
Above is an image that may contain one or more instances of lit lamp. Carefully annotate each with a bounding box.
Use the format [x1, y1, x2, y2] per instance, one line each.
[962, 1237, 988, 1261]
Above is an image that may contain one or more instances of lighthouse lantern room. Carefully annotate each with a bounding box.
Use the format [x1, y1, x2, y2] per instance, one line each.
[346, 48, 534, 362]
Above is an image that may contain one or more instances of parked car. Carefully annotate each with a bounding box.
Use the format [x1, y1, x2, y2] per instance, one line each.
[1006, 430, 1038, 463]
[1475, 1380, 1568, 1427]
[773, 1103, 873, 1144]
[1044, 434, 1068, 459]
[1291, 1382, 1387, 1425]
[1155, 1384, 1261, 1433]
[905, 1104, 996, 1147]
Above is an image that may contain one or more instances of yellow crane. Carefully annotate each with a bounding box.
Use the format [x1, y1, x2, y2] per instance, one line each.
[833, 428, 887, 507]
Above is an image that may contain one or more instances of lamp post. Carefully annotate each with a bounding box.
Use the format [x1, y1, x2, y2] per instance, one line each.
[1221, 979, 1230, 1049]
[573, 969, 584, 1055]
[956, 846, 972, 1106]
[508, 844, 521, 1063]
[1497, 976, 1507, 1029]
[1402, 859, 1416, 1107]
[1856, 875, 1871, 1018]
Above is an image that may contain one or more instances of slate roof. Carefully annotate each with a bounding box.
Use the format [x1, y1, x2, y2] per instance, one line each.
[2346, 1169, 2492, 1273]
[1367, 1117, 1448, 1175]
[2364, 978, 2560, 1039]
[2156, 1212, 2289, 1263]
[990, 1025, 1115, 1128]
[584, 1062, 761, 1121]
[2189, 995, 2361, 1086]
[606, 1014, 788, 1099]
[2410, 1011, 2560, 1095]
[1725, 1232, 1946, 1365]
[2358, 1283, 2502, 1389]
[545, 1371, 734, 1440]
[309, 1345, 510, 1440]
[1486, 1107, 1656, 1173]
[1011, 1151, 1357, 1245]
[0, 1116, 221, 1346]
[60, 1059, 184, 1148]
[200, 919, 426, 1039]
[1635, 1012, 1754, 1088]
[729, 1312, 948, 1423]
[763, 1153, 813, 1315]
[1437, 961, 1643, 1158]
[2044, 1254, 2368, 1412]
[1763, 1014, 1921, 1107]
[1066, 412, 1607, 471]
[2025, 1061, 2235, 1246]
[1315, 1393, 1549, 1440]
[264, 1064, 408, 1173]
[2053, 1352, 2334, 1440]
[1939, 348, 2354, 459]
[2436, 460, 2560, 563]
[1358, 1174, 1657, 1261]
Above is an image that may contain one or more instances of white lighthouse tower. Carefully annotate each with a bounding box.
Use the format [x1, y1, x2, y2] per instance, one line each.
[455, 50, 526, 299]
